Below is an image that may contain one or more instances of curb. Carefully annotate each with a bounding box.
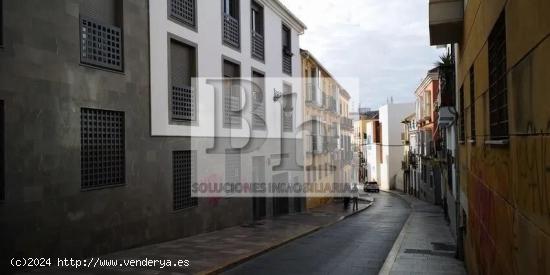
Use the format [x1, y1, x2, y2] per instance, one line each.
[378, 190, 413, 275]
[200, 201, 374, 275]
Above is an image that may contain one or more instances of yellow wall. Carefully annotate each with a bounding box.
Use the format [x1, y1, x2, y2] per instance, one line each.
[302, 55, 339, 209]
[457, 0, 550, 274]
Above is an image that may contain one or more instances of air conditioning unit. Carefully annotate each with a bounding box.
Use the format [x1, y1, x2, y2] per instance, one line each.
[438, 106, 455, 127]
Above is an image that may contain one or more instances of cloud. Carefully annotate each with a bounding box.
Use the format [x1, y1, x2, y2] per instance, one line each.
[280, 0, 444, 110]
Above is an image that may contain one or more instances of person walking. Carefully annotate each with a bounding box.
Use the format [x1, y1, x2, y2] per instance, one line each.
[352, 183, 359, 211]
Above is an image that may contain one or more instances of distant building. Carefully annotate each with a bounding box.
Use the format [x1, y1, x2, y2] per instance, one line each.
[301, 49, 351, 209]
[411, 68, 442, 204]
[378, 103, 415, 191]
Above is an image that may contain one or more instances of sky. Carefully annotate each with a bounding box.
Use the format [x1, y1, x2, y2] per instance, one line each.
[279, 0, 444, 111]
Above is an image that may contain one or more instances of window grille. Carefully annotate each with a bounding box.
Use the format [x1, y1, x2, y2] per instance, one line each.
[80, 17, 123, 71]
[488, 12, 508, 140]
[173, 150, 197, 210]
[169, 0, 195, 27]
[81, 108, 125, 189]
[459, 86, 465, 142]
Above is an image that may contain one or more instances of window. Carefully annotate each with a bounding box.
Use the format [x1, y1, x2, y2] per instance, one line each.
[469, 66, 476, 141]
[223, 59, 241, 128]
[282, 83, 293, 132]
[79, 0, 123, 71]
[169, 0, 196, 28]
[0, 100, 3, 200]
[488, 12, 508, 140]
[223, 0, 240, 49]
[282, 24, 292, 75]
[81, 108, 125, 189]
[173, 150, 197, 210]
[170, 38, 196, 121]
[459, 86, 465, 142]
[225, 151, 241, 184]
[251, 1, 264, 60]
[252, 70, 265, 129]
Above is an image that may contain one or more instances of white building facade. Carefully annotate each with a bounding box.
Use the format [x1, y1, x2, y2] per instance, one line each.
[148, 0, 307, 218]
[378, 103, 415, 191]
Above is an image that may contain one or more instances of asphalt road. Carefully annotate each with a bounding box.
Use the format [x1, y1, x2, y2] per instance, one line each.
[224, 192, 411, 275]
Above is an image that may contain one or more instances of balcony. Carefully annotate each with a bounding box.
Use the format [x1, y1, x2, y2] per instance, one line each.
[340, 117, 353, 131]
[429, 0, 464, 46]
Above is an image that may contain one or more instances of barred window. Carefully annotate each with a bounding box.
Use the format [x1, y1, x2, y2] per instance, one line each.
[459, 86, 465, 142]
[469, 66, 476, 141]
[170, 38, 196, 121]
[282, 24, 292, 75]
[223, 59, 241, 128]
[169, 0, 195, 28]
[488, 12, 508, 140]
[252, 70, 265, 129]
[282, 83, 293, 132]
[225, 151, 241, 184]
[79, 0, 123, 71]
[173, 151, 197, 210]
[223, 0, 240, 49]
[251, 1, 264, 60]
[81, 108, 125, 189]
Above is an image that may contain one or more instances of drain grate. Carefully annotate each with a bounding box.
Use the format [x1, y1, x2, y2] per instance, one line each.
[404, 249, 432, 255]
[432, 242, 456, 251]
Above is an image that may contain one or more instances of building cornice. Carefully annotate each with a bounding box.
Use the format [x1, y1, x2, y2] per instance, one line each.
[259, 0, 307, 34]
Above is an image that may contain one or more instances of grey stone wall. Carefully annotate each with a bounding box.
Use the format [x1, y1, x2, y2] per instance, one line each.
[0, 0, 303, 265]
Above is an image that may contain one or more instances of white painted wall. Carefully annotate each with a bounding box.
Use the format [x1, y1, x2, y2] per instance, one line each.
[364, 120, 379, 183]
[378, 103, 415, 191]
[149, 0, 303, 139]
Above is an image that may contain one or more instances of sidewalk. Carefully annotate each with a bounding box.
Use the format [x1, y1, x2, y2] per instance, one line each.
[379, 191, 466, 275]
[29, 198, 373, 275]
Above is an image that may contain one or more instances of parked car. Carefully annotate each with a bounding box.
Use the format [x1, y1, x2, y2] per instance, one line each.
[364, 181, 380, 193]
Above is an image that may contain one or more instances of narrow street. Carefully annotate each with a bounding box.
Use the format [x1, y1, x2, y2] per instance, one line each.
[224, 192, 411, 275]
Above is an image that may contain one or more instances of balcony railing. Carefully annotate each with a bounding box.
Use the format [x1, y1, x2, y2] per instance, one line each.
[223, 14, 240, 48]
[251, 31, 264, 60]
[340, 117, 353, 131]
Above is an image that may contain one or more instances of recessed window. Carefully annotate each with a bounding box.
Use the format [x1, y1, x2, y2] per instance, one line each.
[282, 24, 292, 75]
[252, 70, 265, 130]
[223, 59, 241, 128]
[251, 1, 264, 60]
[169, 0, 196, 28]
[225, 151, 241, 184]
[488, 11, 508, 140]
[469, 66, 476, 141]
[81, 108, 125, 189]
[282, 83, 293, 132]
[79, 0, 123, 71]
[223, 0, 240, 49]
[459, 86, 465, 142]
[170, 38, 196, 121]
[173, 151, 197, 210]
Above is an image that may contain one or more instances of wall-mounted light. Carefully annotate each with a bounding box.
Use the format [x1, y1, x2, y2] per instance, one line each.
[273, 89, 282, 102]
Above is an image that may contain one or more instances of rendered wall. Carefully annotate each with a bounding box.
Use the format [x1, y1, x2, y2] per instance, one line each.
[457, 0, 550, 273]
